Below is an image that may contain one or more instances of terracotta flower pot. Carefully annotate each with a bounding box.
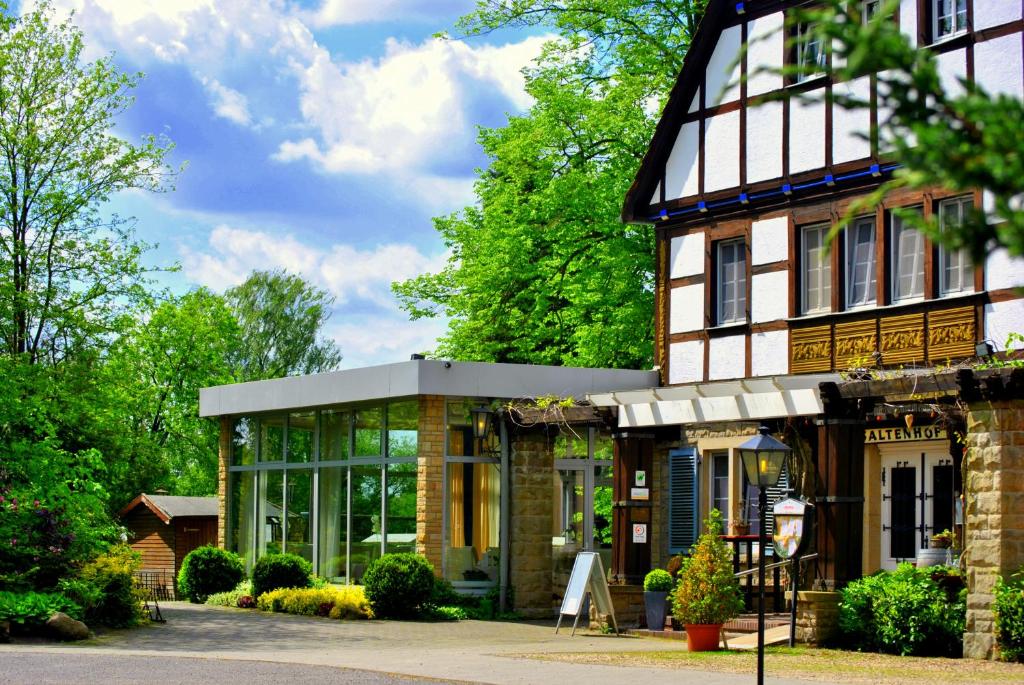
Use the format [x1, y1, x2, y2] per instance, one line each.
[685, 623, 723, 651]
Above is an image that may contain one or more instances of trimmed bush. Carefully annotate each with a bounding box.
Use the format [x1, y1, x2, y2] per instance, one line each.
[79, 544, 147, 628]
[255, 586, 371, 619]
[177, 546, 245, 604]
[251, 553, 312, 599]
[838, 563, 964, 657]
[644, 569, 674, 592]
[995, 566, 1024, 662]
[362, 553, 435, 619]
[205, 580, 253, 608]
[673, 510, 743, 626]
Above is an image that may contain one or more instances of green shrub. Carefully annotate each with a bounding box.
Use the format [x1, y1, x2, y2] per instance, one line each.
[362, 553, 435, 619]
[177, 546, 245, 604]
[0, 590, 82, 628]
[644, 569, 674, 592]
[673, 510, 743, 626]
[838, 563, 964, 657]
[425, 605, 466, 621]
[79, 544, 146, 628]
[205, 580, 253, 608]
[255, 586, 371, 619]
[995, 566, 1024, 662]
[251, 553, 312, 598]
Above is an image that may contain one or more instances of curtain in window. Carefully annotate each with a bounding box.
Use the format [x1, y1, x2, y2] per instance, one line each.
[472, 463, 499, 556]
[846, 218, 876, 307]
[892, 213, 924, 301]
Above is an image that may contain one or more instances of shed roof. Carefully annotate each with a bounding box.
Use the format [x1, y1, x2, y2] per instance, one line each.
[120, 493, 218, 524]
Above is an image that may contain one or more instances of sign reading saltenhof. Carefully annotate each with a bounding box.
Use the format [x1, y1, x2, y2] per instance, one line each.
[864, 424, 946, 444]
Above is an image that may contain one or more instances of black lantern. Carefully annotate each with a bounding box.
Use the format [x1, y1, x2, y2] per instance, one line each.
[470, 405, 493, 441]
[736, 426, 789, 685]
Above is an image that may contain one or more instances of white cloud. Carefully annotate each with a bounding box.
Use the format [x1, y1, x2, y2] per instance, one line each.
[325, 315, 449, 369]
[200, 77, 253, 127]
[305, 0, 469, 28]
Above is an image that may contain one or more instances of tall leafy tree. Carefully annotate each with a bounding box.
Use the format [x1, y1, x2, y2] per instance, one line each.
[394, 1, 706, 369]
[226, 269, 342, 381]
[0, 1, 174, 365]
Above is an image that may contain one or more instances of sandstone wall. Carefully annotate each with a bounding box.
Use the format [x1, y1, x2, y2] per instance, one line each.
[510, 430, 554, 618]
[416, 395, 445, 575]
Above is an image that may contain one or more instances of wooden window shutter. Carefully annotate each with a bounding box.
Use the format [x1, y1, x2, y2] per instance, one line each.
[668, 448, 699, 554]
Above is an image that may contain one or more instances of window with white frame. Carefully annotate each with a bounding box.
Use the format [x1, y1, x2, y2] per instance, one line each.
[846, 217, 877, 308]
[710, 451, 730, 532]
[716, 239, 747, 324]
[795, 22, 827, 82]
[862, 0, 882, 23]
[932, 0, 968, 41]
[891, 209, 926, 303]
[938, 196, 974, 295]
[801, 223, 832, 314]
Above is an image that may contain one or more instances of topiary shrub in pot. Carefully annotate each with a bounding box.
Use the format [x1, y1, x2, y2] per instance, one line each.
[673, 509, 743, 651]
[251, 553, 312, 599]
[362, 553, 435, 619]
[643, 569, 674, 631]
[177, 546, 245, 604]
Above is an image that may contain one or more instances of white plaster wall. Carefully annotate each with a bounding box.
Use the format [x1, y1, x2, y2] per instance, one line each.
[704, 110, 741, 192]
[974, 2, 1022, 30]
[975, 36, 1024, 99]
[665, 121, 700, 200]
[746, 100, 783, 184]
[751, 329, 789, 377]
[985, 248, 1024, 290]
[832, 76, 872, 164]
[751, 271, 789, 323]
[900, 0, 918, 44]
[746, 12, 784, 98]
[705, 25, 743, 105]
[936, 48, 967, 98]
[789, 95, 826, 173]
[670, 232, 705, 278]
[649, 182, 661, 207]
[688, 87, 701, 114]
[708, 334, 746, 380]
[669, 339, 705, 384]
[985, 300, 1024, 351]
[670, 285, 705, 333]
[751, 215, 788, 265]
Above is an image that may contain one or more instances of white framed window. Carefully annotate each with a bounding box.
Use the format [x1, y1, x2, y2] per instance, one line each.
[716, 239, 747, 324]
[932, 0, 968, 41]
[938, 196, 974, 295]
[846, 217, 877, 308]
[863, 0, 882, 23]
[795, 22, 827, 82]
[891, 209, 925, 303]
[801, 223, 832, 314]
[710, 451, 730, 532]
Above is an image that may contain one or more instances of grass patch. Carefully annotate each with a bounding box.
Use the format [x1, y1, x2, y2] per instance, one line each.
[522, 646, 1024, 684]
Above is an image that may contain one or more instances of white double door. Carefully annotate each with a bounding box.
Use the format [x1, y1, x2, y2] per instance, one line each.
[880, 444, 957, 570]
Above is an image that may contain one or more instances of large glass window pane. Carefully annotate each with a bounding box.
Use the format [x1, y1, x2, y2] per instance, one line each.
[229, 471, 256, 568]
[258, 470, 284, 556]
[802, 224, 831, 314]
[939, 197, 973, 296]
[891, 210, 925, 302]
[350, 465, 382, 583]
[846, 217, 877, 308]
[717, 239, 746, 324]
[287, 412, 314, 463]
[285, 470, 313, 563]
[354, 407, 382, 457]
[554, 432, 589, 459]
[385, 462, 417, 555]
[593, 459, 613, 565]
[552, 468, 585, 592]
[259, 416, 285, 462]
[387, 401, 418, 458]
[446, 462, 500, 581]
[320, 409, 350, 462]
[231, 418, 256, 466]
[317, 466, 348, 583]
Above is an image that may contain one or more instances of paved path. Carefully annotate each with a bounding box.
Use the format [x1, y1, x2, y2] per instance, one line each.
[0, 603, 810, 685]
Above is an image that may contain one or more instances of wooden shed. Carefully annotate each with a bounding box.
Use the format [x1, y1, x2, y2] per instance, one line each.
[119, 493, 218, 599]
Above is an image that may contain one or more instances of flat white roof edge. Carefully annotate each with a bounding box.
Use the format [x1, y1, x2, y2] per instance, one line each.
[199, 360, 659, 417]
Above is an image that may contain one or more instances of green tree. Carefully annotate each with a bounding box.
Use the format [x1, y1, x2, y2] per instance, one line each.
[0, 1, 174, 364]
[792, 0, 1023, 262]
[393, 1, 706, 368]
[226, 270, 342, 381]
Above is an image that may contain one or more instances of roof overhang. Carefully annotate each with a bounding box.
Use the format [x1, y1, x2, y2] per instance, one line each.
[589, 373, 841, 427]
[199, 360, 660, 418]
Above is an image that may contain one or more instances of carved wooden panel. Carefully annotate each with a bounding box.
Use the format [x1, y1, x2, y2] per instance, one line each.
[927, 306, 975, 362]
[879, 313, 925, 365]
[791, 324, 832, 373]
[834, 320, 878, 370]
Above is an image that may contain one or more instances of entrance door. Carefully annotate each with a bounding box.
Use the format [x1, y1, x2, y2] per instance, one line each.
[880, 448, 957, 570]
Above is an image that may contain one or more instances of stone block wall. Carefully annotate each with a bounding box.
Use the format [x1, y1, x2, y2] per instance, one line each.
[963, 400, 1024, 660]
[416, 395, 445, 575]
[792, 590, 840, 645]
[217, 416, 230, 549]
[510, 430, 554, 618]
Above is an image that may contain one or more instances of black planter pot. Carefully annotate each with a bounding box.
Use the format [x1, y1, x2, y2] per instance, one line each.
[644, 590, 668, 631]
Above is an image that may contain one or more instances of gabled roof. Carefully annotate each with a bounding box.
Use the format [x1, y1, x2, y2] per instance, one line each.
[622, 0, 797, 223]
[119, 493, 218, 524]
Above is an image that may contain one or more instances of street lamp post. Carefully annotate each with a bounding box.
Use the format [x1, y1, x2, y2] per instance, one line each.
[737, 426, 790, 685]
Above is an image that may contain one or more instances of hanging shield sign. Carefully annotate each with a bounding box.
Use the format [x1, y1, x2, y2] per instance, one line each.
[772, 497, 814, 559]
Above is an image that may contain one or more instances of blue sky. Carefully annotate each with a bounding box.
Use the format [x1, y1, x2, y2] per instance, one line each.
[26, 1, 547, 368]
